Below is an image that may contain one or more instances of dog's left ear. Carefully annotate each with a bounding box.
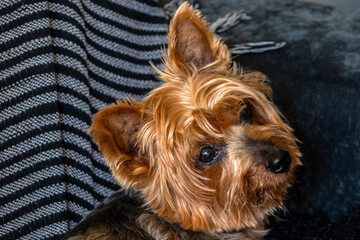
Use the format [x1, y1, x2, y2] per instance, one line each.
[167, 2, 231, 73]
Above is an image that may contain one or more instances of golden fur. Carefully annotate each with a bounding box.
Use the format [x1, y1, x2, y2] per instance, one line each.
[85, 2, 301, 239]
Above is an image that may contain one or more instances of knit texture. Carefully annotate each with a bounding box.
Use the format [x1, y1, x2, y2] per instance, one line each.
[0, 0, 167, 239]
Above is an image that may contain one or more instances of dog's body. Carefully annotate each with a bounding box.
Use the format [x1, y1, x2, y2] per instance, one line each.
[65, 3, 301, 239]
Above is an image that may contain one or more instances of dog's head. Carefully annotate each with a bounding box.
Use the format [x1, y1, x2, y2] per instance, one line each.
[89, 2, 301, 233]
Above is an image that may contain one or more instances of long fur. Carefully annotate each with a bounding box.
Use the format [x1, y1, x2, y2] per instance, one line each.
[67, 2, 301, 239]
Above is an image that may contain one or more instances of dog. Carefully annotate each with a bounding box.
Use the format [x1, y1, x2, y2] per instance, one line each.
[64, 2, 301, 239]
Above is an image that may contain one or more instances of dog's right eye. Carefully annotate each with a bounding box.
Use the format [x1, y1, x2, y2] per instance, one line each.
[239, 105, 252, 124]
[198, 147, 218, 165]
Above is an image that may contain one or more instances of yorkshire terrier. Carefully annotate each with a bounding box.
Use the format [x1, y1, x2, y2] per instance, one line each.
[65, 2, 301, 239]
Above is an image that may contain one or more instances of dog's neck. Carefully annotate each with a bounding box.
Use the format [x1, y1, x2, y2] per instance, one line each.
[137, 210, 266, 240]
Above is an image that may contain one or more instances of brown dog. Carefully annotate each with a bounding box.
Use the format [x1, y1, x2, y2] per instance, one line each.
[65, 2, 301, 239]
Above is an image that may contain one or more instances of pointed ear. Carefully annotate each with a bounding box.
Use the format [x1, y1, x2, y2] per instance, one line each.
[89, 101, 149, 188]
[167, 2, 231, 73]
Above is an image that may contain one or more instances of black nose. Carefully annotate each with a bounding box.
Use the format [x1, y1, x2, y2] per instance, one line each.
[265, 148, 291, 174]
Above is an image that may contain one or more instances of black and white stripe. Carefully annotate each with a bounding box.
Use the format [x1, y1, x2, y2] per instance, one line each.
[0, 0, 167, 239]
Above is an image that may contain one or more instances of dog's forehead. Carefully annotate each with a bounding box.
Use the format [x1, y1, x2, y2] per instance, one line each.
[161, 73, 250, 108]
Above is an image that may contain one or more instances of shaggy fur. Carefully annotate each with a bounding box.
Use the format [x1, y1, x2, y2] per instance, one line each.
[65, 2, 301, 239]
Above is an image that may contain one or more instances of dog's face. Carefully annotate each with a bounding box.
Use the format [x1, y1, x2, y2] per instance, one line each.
[89, 3, 301, 233]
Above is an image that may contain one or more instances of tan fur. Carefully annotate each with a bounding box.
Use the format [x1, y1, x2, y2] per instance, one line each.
[87, 2, 301, 239]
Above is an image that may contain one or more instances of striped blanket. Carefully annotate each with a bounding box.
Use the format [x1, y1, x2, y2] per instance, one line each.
[0, 0, 167, 239]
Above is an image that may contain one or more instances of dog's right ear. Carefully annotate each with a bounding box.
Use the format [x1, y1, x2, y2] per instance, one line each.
[89, 101, 149, 188]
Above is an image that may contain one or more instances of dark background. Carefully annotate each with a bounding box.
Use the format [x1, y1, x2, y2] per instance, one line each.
[201, 0, 360, 238]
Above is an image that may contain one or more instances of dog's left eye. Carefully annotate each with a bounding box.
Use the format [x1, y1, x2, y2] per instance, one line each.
[198, 147, 218, 164]
[239, 105, 252, 124]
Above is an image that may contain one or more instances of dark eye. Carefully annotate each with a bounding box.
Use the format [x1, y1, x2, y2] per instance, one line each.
[239, 105, 252, 123]
[198, 147, 218, 164]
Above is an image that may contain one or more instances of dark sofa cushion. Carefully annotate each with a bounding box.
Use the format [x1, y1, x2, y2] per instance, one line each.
[203, 0, 360, 238]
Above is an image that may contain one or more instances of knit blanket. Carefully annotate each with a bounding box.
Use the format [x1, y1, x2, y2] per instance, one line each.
[0, 0, 167, 239]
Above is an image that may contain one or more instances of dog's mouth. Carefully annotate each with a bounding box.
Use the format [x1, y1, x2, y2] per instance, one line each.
[238, 151, 299, 211]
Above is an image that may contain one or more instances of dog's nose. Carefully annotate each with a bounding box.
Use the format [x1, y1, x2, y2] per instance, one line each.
[265, 148, 291, 174]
